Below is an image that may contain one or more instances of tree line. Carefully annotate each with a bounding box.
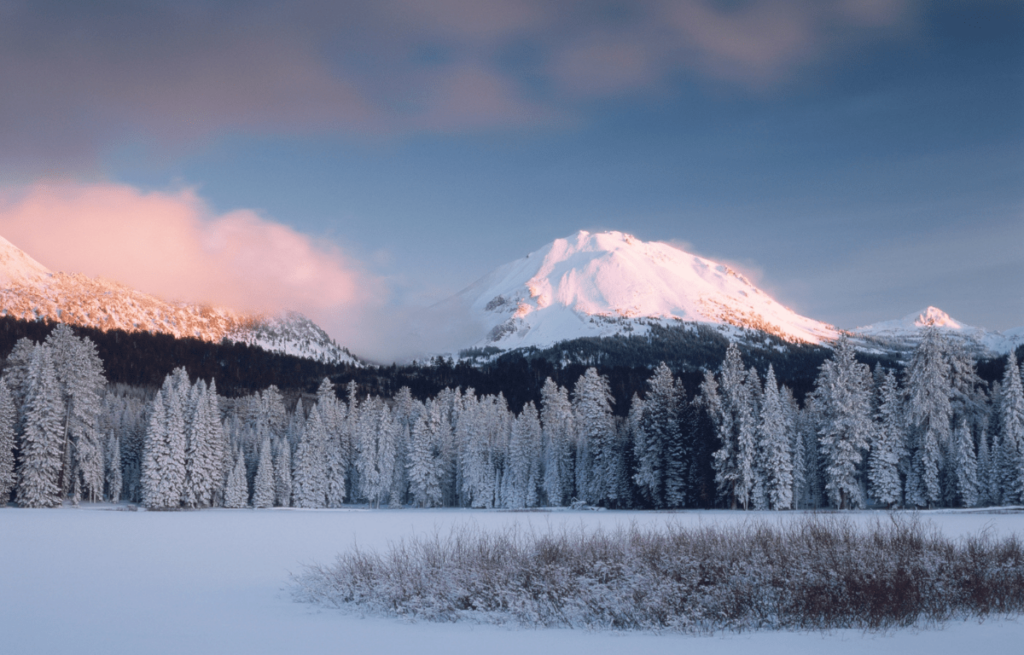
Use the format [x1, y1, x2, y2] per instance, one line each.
[2, 323, 1021, 510]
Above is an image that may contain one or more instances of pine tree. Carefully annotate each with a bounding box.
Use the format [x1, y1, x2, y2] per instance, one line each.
[503, 402, 541, 508]
[868, 369, 905, 508]
[540, 379, 574, 506]
[572, 368, 616, 506]
[292, 405, 327, 508]
[0, 380, 16, 506]
[999, 351, 1024, 503]
[408, 402, 444, 508]
[223, 448, 249, 508]
[904, 329, 952, 508]
[782, 386, 805, 508]
[273, 436, 292, 507]
[633, 363, 683, 508]
[105, 432, 122, 503]
[757, 365, 793, 510]
[812, 338, 873, 509]
[358, 403, 396, 508]
[976, 427, 993, 506]
[252, 438, 275, 508]
[952, 417, 979, 507]
[710, 344, 760, 509]
[17, 346, 66, 508]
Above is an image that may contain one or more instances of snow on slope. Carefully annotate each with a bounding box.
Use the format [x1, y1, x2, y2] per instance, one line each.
[446, 230, 839, 354]
[853, 307, 1024, 357]
[0, 235, 359, 366]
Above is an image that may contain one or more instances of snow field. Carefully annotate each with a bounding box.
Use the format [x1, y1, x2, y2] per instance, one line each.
[1, 507, 1022, 655]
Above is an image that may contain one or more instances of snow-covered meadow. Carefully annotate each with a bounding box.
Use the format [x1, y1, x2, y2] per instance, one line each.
[2, 507, 1022, 655]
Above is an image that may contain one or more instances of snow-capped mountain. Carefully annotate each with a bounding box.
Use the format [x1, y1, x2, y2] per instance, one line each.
[851, 306, 1024, 357]
[0, 234, 360, 366]
[440, 230, 840, 356]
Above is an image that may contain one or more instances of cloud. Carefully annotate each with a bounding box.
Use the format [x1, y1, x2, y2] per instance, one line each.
[0, 181, 384, 343]
[0, 0, 920, 172]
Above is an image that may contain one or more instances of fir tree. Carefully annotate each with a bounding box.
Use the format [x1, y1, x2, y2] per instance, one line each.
[572, 368, 617, 506]
[252, 438, 275, 508]
[292, 405, 327, 508]
[952, 417, 979, 507]
[812, 338, 873, 509]
[904, 329, 952, 508]
[223, 448, 249, 508]
[17, 347, 66, 508]
[709, 344, 760, 509]
[999, 351, 1024, 503]
[0, 380, 16, 505]
[540, 378, 574, 507]
[868, 369, 905, 508]
[106, 432, 122, 504]
[408, 402, 445, 508]
[757, 365, 793, 510]
[273, 436, 292, 507]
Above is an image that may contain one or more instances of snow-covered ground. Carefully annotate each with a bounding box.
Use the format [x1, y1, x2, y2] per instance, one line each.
[1, 507, 1021, 655]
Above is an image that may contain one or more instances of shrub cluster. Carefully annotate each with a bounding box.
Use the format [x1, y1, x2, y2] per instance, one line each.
[293, 516, 1024, 633]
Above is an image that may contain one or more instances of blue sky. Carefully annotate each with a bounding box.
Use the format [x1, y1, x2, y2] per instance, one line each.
[0, 0, 1020, 359]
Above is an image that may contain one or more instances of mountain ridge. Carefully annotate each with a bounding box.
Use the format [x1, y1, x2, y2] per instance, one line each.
[0, 234, 360, 366]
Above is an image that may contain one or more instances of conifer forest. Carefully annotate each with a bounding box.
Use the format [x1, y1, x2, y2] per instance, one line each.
[2, 322, 1022, 512]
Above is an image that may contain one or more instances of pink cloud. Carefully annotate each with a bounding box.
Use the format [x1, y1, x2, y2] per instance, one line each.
[0, 182, 382, 329]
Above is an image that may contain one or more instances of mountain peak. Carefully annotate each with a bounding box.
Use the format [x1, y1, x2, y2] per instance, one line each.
[911, 306, 961, 329]
[445, 230, 838, 354]
[0, 234, 52, 287]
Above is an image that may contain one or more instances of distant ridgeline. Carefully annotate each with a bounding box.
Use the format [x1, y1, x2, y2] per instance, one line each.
[0, 314, 1017, 411]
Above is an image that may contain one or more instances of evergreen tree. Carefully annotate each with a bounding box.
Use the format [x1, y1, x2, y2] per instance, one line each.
[999, 351, 1024, 503]
[572, 368, 617, 506]
[223, 448, 249, 508]
[782, 386, 805, 508]
[709, 344, 760, 509]
[252, 438, 275, 508]
[952, 417, 979, 507]
[16, 347, 66, 508]
[503, 402, 541, 508]
[757, 365, 793, 510]
[0, 380, 15, 505]
[868, 369, 905, 508]
[273, 436, 292, 507]
[633, 363, 683, 508]
[408, 401, 445, 508]
[292, 405, 327, 508]
[812, 338, 873, 509]
[540, 378, 574, 506]
[904, 329, 952, 507]
[106, 432, 122, 504]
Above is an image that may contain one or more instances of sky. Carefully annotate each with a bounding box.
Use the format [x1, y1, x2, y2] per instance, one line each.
[0, 0, 1020, 362]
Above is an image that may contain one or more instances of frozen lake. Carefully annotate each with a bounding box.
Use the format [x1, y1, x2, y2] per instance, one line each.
[1, 507, 1021, 654]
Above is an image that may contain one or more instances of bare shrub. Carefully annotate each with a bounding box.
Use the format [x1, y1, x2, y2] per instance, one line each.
[293, 516, 1024, 633]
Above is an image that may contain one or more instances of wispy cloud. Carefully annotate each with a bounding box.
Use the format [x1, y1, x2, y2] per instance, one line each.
[0, 0, 918, 172]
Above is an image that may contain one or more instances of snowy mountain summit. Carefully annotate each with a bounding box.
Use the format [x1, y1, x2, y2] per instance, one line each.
[447, 230, 840, 354]
[852, 306, 1024, 357]
[0, 234, 359, 365]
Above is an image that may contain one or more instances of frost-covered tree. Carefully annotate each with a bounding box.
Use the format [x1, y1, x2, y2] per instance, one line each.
[292, 405, 327, 508]
[16, 347, 66, 508]
[408, 401, 445, 508]
[633, 363, 684, 508]
[184, 380, 225, 508]
[868, 369, 905, 508]
[0, 380, 15, 505]
[951, 417, 979, 507]
[104, 432, 122, 503]
[709, 344, 760, 509]
[273, 437, 292, 507]
[812, 338, 873, 509]
[573, 368, 617, 506]
[904, 329, 952, 508]
[358, 402, 397, 508]
[998, 351, 1024, 503]
[503, 402, 541, 508]
[141, 386, 183, 509]
[757, 365, 792, 510]
[45, 325, 107, 502]
[540, 379, 574, 506]
[782, 387, 805, 507]
[223, 448, 249, 508]
[252, 438, 275, 508]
